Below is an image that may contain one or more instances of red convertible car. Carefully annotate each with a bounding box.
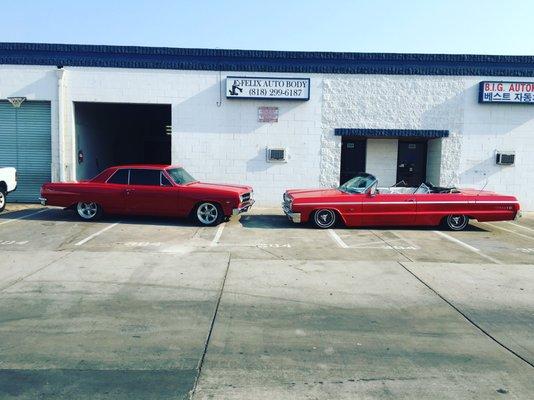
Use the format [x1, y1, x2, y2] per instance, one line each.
[40, 165, 254, 226]
[283, 173, 520, 230]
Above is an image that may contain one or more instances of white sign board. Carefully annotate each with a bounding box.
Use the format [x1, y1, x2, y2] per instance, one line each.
[226, 76, 310, 100]
[479, 81, 534, 104]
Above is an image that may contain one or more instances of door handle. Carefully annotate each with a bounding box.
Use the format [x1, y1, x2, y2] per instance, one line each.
[125, 188, 135, 194]
[406, 199, 415, 202]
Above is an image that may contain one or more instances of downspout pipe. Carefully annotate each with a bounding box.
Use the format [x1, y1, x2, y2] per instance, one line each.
[56, 67, 66, 181]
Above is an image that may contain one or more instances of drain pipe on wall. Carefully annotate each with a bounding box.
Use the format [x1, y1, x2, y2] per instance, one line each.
[56, 66, 67, 182]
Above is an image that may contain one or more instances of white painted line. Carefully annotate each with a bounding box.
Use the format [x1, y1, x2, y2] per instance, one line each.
[432, 230, 502, 264]
[0, 208, 50, 225]
[506, 221, 534, 234]
[486, 222, 534, 241]
[327, 229, 349, 248]
[210, 223, 225, 247]
[75, 222, 119, 246]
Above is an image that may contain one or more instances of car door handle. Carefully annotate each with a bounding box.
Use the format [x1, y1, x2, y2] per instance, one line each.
[406, 199, 415, 202]
[125, 189, 135, 194]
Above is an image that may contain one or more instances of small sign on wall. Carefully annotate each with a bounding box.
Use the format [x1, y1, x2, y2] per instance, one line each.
[258, 106, 279, 122]
[227, 76, 310, 100]
[479, 81, 534, 104]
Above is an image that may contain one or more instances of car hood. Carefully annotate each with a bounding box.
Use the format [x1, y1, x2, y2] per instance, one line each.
[187, 181, 252, 194]
[285, 188, 344, 199]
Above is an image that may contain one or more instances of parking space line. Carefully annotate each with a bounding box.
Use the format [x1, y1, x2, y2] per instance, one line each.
[210, 223, 225, 247]
[485, 222, 534, 241]
[432, 230, 502, 264]
[327, 229, 349, 249]
[75, 222, 120, 246]
[507, 221, 534, 233]
[0, 208, 50, 226]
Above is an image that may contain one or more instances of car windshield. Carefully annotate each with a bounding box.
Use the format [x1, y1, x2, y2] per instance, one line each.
[166, 167, 197, 185]
[339, 173, 377, 194]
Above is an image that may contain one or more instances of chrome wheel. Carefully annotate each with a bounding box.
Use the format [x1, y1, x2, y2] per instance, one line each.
[313, 209, 337, 229]
[76, 202, 99, 220]
[196, 202, 220, 225]
[446, 215, 469, 231]
[0, 190, 5, 212]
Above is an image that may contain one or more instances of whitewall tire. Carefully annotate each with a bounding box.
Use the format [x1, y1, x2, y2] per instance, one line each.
[76, 202, 102, 221]
[445, 215, 469, 231]
[312, 209, 337, 229]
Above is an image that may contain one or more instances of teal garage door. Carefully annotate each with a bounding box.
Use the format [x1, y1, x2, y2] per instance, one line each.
[0, 101, 52, 202]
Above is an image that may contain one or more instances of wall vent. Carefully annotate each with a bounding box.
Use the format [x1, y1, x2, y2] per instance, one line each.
[266, 148, 287, 163]
[496, 152, 515, 165]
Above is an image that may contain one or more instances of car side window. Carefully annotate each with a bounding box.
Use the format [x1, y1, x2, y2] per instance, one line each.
[107, 169, 129, 185]
[160, 173, 172, 187]
[129, 169, 161, 186]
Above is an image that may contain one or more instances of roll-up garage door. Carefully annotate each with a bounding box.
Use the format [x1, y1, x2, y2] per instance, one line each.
[0, 101, 51, 202]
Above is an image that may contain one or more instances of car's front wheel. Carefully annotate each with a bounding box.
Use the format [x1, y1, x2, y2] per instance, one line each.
[445, 214, 469, 231]
[312, 209, 337, 229]
[76, 202, 102, 221]
[195, 202, 223, 226]
[0, 189, 6, 213]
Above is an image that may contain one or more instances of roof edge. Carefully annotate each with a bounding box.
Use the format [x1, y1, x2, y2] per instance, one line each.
[2, 42, 534, 76]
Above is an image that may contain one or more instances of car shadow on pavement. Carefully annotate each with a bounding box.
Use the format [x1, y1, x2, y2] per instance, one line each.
[239, 215, 490, 232]
[1, 207, 491, 232]
[239, 214, 301, 229]
[341, 224, 489, 232]
[0, 207, 200, 228]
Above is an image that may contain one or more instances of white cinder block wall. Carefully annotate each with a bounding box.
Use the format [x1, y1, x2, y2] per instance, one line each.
[2, 65, 534, 209]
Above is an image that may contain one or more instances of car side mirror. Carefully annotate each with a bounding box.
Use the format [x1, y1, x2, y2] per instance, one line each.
[366, 187, 376, 197]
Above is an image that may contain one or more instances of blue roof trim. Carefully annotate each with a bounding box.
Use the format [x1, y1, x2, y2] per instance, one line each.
[335, 129, 449, 138]
[2, 42, 534, 76]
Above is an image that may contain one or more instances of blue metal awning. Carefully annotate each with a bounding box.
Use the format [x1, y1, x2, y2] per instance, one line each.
[334, 128, 449, 138]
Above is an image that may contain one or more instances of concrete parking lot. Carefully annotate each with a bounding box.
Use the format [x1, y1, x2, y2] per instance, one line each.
[0, 204, 533, 399]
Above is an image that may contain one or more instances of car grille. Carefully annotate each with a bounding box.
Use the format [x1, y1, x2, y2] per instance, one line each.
[241, 192, 251, 202]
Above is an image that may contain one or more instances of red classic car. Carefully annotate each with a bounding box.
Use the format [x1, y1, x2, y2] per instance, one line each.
[40, 165, 254, 226]
[283, 173, 520, 230]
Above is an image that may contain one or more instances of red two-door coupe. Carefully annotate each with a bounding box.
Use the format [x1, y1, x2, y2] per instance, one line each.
[40, 165, 254, 226]
[283, 173, 520, 230]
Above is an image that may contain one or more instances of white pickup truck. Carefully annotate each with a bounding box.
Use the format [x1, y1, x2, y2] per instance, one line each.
[0, 167, 17, 212]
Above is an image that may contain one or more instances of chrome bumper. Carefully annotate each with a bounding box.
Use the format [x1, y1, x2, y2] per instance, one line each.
[232, 200, 254, 216]
[38, 197, 47, 206]
[282, 204, 301, 223]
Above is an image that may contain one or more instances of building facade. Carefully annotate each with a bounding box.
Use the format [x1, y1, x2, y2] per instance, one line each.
[1, 43, 534, 209]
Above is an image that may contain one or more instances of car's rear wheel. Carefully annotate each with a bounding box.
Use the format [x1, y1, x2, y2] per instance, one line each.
[76, 202, 102, 221]
[312, 209, 337, 229]
[195, 202, 223, 226]
[0, 189, 6, 213]
[445, 214, 469, 231]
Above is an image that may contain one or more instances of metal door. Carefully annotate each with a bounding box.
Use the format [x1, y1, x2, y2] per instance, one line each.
[396, 141, 427, 187]
[340, 138, 366, 185]
[0, 101, 52, 202]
